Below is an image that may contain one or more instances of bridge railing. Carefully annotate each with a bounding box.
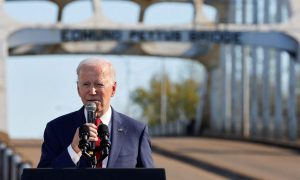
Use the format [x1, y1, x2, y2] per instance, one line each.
[149, 119, 189, 136]
[0, 141, 31, 180]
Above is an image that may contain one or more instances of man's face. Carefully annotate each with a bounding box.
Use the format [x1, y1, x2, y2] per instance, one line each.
[77, 64, 116, 117]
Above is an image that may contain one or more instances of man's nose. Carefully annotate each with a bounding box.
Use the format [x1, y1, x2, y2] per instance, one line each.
[89, 86, 97, 94]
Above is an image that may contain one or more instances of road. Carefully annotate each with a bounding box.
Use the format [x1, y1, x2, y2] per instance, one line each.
[11, 137, 300, 180]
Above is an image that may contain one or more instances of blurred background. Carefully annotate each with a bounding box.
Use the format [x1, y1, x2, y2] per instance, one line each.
[1, 0, 300, 179]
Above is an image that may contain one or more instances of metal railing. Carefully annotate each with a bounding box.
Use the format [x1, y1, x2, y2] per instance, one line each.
[0, 142, 31, 180]
[150, 119, 189, 136]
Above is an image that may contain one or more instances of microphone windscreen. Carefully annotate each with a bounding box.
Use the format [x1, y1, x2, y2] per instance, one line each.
[85, 102, 97, 112]
[98, 123, 109, 137]
[79, 125, 90, 136]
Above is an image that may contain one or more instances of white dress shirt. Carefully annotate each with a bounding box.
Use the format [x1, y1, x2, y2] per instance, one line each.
[67, 106, 112, 168]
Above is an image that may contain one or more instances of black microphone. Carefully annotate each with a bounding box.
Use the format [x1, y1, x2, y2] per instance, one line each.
[85, 102, 96, 150]
[98, 123, 111, 160]
[78, 125, 90, 152]
[79, 125, 96, 167]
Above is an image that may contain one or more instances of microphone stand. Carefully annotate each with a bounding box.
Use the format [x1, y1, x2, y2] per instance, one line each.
[81, 151, 97, 168]
[78, 125, 98, 168]
[79, 141, 97, 168]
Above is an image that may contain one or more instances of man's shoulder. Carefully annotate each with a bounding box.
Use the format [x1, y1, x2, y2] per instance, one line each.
[47, 107, 83, 127]
[113, 110, 146, 129]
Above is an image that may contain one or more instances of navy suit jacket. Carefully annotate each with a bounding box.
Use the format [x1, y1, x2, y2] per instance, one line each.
[37, 107, 154, 168]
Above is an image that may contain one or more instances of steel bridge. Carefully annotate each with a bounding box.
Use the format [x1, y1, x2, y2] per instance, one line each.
[1, 0, 300, 179]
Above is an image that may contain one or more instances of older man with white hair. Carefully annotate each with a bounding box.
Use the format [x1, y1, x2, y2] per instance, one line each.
[37, 57, 154, 168]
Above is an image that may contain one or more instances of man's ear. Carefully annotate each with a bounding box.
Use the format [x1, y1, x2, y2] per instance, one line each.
[77, 82, 80, 95]
[111, 82, 117, 97]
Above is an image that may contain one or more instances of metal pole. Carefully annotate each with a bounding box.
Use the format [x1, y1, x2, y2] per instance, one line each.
[250, 46, 258, 136]
[242, 46, 250, 137]
[275, 51, 283, 138]
[0, 143, 6, 180]
[237, 45, 243, 135]
[231, 45, 238, 133]
[3, 148, 13, 180]
[194, 68, 207, 135]
[273, 0, 284, 139]
[262, 49, 271, 137]
[10, 154, 21, 180]
[285, 0, 292, 19]
[288, 57, 297, 141]
[228, 0, 236, 23]
[18, 162, 31, 180]
[276, 0, 283, 23]
[242, 0, 247, 24]
[253, 0, 258, 24]
[0, 38, 8, 134]
[225, 45, 232, 133]
[210, 69, 219, 132]
[229, 0, 237, 134]
[264, 0, 270, 24]
[221, 44, 227, 132]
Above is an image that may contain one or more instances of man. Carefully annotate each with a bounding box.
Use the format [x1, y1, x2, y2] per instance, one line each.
[37, 57, 154, 168]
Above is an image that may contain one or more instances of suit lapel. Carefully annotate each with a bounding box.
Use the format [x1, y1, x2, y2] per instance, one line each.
[107, 109, 127, 167]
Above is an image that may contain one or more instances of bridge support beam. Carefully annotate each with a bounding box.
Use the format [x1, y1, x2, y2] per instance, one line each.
[264, 0, 270, 23]
[0, 0, 9, 135]
[250, 46, 258, 136]
[230, 45, 238, 134]
[242, 46, 250, 137]
[262, 48, 271, 137]
[288, 56, 297, 140]
[274, 51, 283, 138]
[210, 68, 220, 132]
[221, 44, 231, 133]
[0, 38, 7, 134]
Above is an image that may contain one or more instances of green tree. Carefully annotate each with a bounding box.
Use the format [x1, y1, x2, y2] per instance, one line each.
[131, 74, 200, 126]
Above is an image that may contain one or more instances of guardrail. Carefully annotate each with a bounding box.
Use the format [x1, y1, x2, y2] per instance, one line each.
[150, 119, 189, 136]
[0, 141, 31, 180]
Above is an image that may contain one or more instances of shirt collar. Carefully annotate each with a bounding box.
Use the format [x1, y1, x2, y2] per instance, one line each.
[84, 106, 112, 126]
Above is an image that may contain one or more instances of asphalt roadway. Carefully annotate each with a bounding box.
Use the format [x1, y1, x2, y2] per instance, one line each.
[11, 137, 300, 180]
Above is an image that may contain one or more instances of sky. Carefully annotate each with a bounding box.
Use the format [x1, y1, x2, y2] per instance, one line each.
[3, 1, 214, 138]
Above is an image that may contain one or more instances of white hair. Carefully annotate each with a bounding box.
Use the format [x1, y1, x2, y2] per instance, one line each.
[76, 57, 116, 84]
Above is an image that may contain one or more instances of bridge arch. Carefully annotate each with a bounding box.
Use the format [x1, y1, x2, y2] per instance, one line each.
[1, 0, 300, 142]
